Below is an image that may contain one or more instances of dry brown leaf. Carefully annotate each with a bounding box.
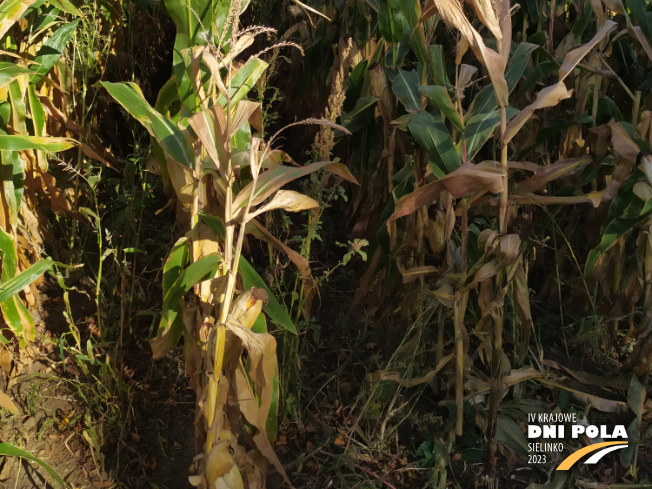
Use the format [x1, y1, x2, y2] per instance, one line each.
[538, 378, 629, 413]
[389, 161, 505, 223]
[188, 106, 228, 180]
[166, 158, 195, 209]
[369, 355, 454, 388]
[513, 257, 532, 361]
[431, 0, 509, 105]
[608, 120, 641, 163]
[235, 366, 292, 487]
[559, 20, 617, 82]
[468, 0, 502, 40]
[518, 156, 593, 192]
[0, 348, 12, 376]
[204, 435, 244, 489]
[0, 390, 18, 414]
[466, 367, 543, 394]
[629, 25, 652, 61]
[495, 0, 512, 65]
[503, 82, 573, 144]
[230, 100, 263, 136]
[639, 154, 652, 185]
[511, 190, 603, 207]
[542, 359, 631, 390]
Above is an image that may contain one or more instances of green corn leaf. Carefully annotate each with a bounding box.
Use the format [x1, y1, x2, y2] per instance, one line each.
[151, 253, 223, 358]
[217, 58, 269, 108]
[8, 80, 26, 134]
[390, 69, 421, 112]
[419, 85, 464, 132]
[407, 111, 460, 176]
[1, 149, 23, 226]
[0, 258, 53, 303]
[0, 135, 76, 152]
[0, 229, 34, 341]
[0, 443, 64, 488]
[48, 0, 82, 16]
[27, 85, 45, 137]
[165, 0, 214, 110]
[428, 45, 450, 87]
[469, 43, 539, 117]
[0, 63, 36, 91]
[399, 0, 421, 28]
[463, 107, 518, 162]
[586, 185, 652, 275]
[100, 81, 195, 168]
[199, 213, 296, 334]
[162, 238, 189, 296]
[238, 256, 296, 334]
[378, 0, 410, 43]
[30, 19, 80, 82]
[627, 0, 652, 44]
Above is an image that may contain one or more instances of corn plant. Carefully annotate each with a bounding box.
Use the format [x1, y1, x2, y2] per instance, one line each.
[270, 0, 652, 483]
[102, 0, 356, 486]
[0, 0, 92, 345]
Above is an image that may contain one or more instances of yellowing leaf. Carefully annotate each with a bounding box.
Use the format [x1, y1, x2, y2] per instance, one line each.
[0, 0, 39, 41]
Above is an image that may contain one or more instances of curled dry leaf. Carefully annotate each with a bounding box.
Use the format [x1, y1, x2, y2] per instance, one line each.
[389, 161, 505, 223]
[503, 82, 573, 144]
[559, 20, 616, 82]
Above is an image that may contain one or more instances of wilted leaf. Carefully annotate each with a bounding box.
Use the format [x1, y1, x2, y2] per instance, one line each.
[559, 20, 616, 81]
[389, 161, 505, 222]
[503, 82, 572, 144]
[188, 106, 228, 179]
[518, 156, 592, 192]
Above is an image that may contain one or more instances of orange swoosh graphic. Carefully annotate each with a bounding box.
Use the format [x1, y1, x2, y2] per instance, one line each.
[556, 441, 628, 470]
